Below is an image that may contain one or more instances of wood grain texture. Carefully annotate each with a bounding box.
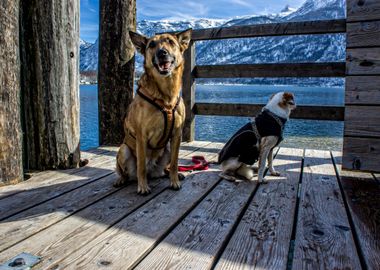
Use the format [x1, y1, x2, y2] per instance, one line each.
[0, 178, 168, 268]
[347, 0, 380, 22]
[189, 19, 346, 41]
[48, 170, 222, 269]
[215, 148, 303, 270]
[0, 158, 115, 221]
[344, 105, 380, 137]
[0, 173, 120, 252]
[345, 76, 380, 105]
[194, 63, 346, 78]
[347, 48, 380, 75]
[332, 156, 380, 270]
[98, 0, 136, 145]
[292, 149, 361, 270]
[182, 40, 196, 142]
[20, 0, 81, 170]
[194, 103, 345, 121]
[342, 136, 380, 172]
[347, 20, 380, 48]
[135, 180, 257, 269]
[0, 0, 23, 185]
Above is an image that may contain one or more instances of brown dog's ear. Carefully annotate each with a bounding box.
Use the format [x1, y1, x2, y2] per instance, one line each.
[129, 31, 148, 54]
[176, 28, 192, 52]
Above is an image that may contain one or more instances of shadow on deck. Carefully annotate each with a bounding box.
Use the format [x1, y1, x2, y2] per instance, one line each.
[0, 141, 379, 269]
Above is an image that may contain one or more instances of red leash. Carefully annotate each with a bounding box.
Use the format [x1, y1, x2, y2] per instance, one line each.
[178, 156, 209, 172]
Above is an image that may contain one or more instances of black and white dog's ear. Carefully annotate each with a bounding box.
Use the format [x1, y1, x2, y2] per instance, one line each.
[176, 28, 192, 52]
[129, 31, 148, 54]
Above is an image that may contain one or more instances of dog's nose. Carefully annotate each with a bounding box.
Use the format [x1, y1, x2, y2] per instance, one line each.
[157, 49, 168, 58]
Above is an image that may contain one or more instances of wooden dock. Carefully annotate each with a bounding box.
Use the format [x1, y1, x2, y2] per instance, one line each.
[0, 141, 379, 269]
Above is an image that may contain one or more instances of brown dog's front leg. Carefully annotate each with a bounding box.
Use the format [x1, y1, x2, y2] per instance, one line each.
[169, 134, 182, 190]
[136, 136, 150, 195]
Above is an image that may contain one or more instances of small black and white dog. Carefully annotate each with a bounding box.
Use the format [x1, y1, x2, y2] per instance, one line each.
[218, 92, 296, 183]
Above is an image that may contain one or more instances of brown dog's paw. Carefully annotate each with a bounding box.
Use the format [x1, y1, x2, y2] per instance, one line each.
[137, 184, 151, 195]
[114, 177, 127, 187]
[170, 181, 181, 190]
[270, 171, 281, 176]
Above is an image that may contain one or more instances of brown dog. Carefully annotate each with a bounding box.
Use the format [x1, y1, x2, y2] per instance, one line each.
[114, 29, 192, 194]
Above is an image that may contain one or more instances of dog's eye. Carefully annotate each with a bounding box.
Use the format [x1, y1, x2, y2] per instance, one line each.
[167, 39, 175, 45]
[148, 41, 156, 48]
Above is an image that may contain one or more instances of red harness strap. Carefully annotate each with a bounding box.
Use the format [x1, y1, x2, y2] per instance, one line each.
[178, 156, 209, 172]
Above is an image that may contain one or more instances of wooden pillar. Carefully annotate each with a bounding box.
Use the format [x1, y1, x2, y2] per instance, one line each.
[182, 40, 196, 142]
[20, 0, 80, 170]
[98, 0, 136, 145]
[343, 0, 380, 172]
[0, 0, 23, 185]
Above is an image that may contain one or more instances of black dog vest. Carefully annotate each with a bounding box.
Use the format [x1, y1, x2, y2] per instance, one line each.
[218, 109, 287, 165]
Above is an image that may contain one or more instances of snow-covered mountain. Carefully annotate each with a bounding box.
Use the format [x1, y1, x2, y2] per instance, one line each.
[80, 0, 346, 86]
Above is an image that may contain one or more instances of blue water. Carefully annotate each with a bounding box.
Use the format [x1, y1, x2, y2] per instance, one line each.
[80, 84, 344, 151]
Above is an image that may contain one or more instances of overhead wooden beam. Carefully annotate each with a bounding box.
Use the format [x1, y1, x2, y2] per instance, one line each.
[20, 0, 81, 170]
[0, 0, 23, 185]
[193, 63, 346, 78]
[98, 0, 136, 145]
[190, 19, 346, 41]
[194, 103, 345, 121]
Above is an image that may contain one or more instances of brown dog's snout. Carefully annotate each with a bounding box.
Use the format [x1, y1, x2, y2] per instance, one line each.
[157, 49, 169, 59]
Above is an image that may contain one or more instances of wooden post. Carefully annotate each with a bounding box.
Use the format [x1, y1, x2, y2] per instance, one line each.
[0, 0, 23, 185]
[182, 40, 196, 142]
[343, 0, 380, 172]
[98, 0, 136, 145]
[20, 0, 80, 170]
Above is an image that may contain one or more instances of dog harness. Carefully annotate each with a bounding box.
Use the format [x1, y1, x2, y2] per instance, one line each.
[218, 109, 287, 165]
[125, 88, 180, 150]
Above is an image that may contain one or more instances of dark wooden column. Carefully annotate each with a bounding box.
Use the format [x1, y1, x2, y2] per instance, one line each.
[20, 0, 80, 170]
[182, 40, 196, 142]
[98, 0, 136, 145]
[0, 0, 23, 185]
[343, 0, 380, 172]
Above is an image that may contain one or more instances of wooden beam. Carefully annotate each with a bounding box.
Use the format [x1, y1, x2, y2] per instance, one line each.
[343, 136, 380, 172]
[20, 0, 81, 170]
[344, 105, 380, 138]
[345, 76, 380, 105]
[194, 103, 345, 121]
[347, 48, 380, 75]
[98, 0, 136, 145]
[191, 19, 346, 41]
[347, 20, 380, 48]
[182, 40, 196, 142]
[193, 63, 346, 78]
[0, 0, 23, 185]
[347, 0, 380, 22]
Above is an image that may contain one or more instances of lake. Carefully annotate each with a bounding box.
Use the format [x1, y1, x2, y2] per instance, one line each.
[80, 84, 344, 151]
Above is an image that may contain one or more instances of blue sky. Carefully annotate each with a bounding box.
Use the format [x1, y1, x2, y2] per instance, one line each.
[81, 0, 305, 42]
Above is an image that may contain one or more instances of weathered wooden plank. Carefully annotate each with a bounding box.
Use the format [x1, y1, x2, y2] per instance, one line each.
[345, 76, 380, 105]
[0, 173, 120, 252]
[347, 48, 380, 75]
[214, 148, 303, 270]
[135, 181, 257, 269]
[0, 159, 115, 221]
[344, 106, 380, 137]
[194, 103, 345, 121]
[347, 21, 380, 48]
[194, 63, 346, 78]
[347, 0, 380, 22]
[44, 169, 222, 269]
[292, 149, 361, 270]
[0, 178, 168, 268]
[190, 19, 346, 41]
[20, 0, 81, 169]
[343, 136, 380, 172]
[182, 40, 196, 142]
[98, 0, 136, 145]
[0, 0, 23, 185]
[333, 152, 380, 270]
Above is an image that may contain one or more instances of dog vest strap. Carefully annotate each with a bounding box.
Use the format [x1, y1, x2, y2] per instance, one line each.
[135, 88, 180, 149]
[250, 121, 261, 142]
